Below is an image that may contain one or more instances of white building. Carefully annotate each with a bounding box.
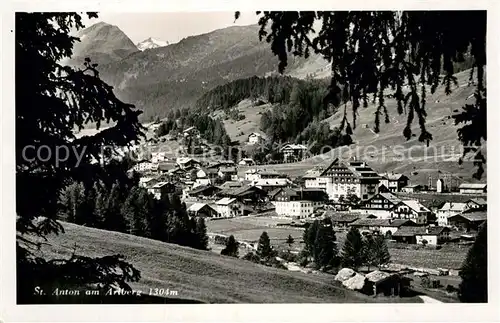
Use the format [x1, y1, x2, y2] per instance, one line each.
[273, 188, 326, 218]
[132, 161, 158, 173]
[459, 183, 487, 195]
[244, 168, 282, 182]
[215, 198, 244, 218]
[252, 178, 292, 192]
[280, 144, 308, 162]
[437, 202, 469, 226]
[314, 158, 380, 201]
[151, 151, 167, 163]
[436, 179, 445, 193]
[247, 132, 266, 145]
[302, 169, 324, 189]
[378, 173, 409, 193]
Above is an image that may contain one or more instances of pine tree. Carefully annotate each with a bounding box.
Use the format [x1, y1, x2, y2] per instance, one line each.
[303, 220, 320, 256]
[195, 217, 209, 250]
[93, 182, 108, 229]
[341, 227, 365, 270]
[104, 182, 127, 233]
[372, 235, 391, 267]
[256, 231, 274, 260]
[313, 220, 338, 269]
[459, 222, 487, 302]
[221, 235, 239, 257]
[16, 13, 142, 302]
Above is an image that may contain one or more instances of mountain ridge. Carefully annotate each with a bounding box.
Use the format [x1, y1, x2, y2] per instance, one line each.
[69, 21, 139, 66]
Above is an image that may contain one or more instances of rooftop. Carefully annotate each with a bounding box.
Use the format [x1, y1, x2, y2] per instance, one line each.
[215, 197, 238, 205]
[467, 198, 487, 206]
[393, 226, 449, 237]
[349, 218, 414, 228]
[399, 200, 430, 213]
[449, 211, 487, 223]
[459, 183, 487, 189]
[439, 202, 468, 212]
[187, 203, 213, 212]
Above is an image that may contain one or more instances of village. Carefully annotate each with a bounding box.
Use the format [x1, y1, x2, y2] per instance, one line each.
[117, 123, 487, 299]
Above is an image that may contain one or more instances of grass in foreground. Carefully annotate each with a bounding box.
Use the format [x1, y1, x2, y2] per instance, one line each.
[36, 221, 421, 303]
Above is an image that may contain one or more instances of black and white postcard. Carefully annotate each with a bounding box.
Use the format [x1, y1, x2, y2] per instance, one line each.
[2, 1, 499, 322]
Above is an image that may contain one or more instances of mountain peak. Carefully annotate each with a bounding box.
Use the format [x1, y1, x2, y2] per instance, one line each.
[136, 37, 169, 51]
[70, 21, 139, 65]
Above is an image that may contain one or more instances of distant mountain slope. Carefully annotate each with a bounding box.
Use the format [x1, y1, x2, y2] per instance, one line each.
[136, 37, 169, 51]
[236, 69, 486, 185]
[69, 22, 139, 66]
[36, 221, 414, 303]
[96, 24, 329, 120]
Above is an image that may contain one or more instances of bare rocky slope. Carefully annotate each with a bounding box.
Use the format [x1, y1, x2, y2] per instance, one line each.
[69, 22, 139, 66]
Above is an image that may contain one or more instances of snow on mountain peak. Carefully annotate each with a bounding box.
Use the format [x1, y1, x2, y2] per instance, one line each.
[136, 37, 169, 51]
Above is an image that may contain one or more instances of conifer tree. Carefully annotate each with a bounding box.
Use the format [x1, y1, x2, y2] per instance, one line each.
[459, 223, 487, 302]
[16, 13, 142, 302]
[195, 217, 209, 250]
[256, 231, 274, 260]
[341, 227, 365, 270]
[104, 182, 127, 233]
[221, 235, 239, 257]
[313, 220, 338, 269]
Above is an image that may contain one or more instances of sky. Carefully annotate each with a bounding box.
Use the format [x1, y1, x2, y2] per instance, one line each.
[81, 12, 259, 44]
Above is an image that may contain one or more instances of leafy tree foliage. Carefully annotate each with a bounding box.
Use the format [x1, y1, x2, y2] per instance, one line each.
[459, 222, 487, 302]
[239, 11, 486, 178]
[16, 12, 145, 303]
[221, 235, 239, 257]
[341, 227, 365, 270]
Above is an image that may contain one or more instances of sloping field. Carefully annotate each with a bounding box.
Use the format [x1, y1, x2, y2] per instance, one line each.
[37, 221, 420, 303]
[216, 99, 272, 144]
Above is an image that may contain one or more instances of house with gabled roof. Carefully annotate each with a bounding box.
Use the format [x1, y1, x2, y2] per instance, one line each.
[247, 132, 267, 145]
[355, 192, 402, 219]
[280, 143, 308, 162]
[392, 226, 450, 245]
[348, 218, 418, 237]
[378, 173, 410, 193]
[215, 197, 243, 218]
[317, 158, 381, 201]
[187, 203, 218, 218]
[448, 210, 487, 232]
[392, 200, 431, 225]
[466, 198, 487, 210]
[459, 183, 487, 195]
[437, 202, 469, 226]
